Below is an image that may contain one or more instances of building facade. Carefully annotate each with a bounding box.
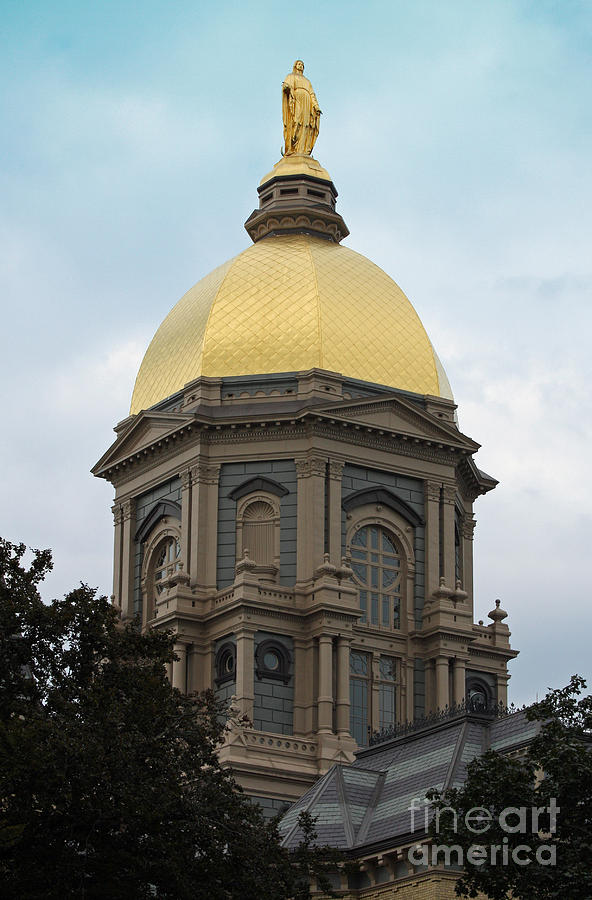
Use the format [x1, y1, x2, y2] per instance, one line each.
[93, 130, 517, 814]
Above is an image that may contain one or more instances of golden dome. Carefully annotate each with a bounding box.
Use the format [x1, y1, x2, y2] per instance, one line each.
[130, 234, 452, 415]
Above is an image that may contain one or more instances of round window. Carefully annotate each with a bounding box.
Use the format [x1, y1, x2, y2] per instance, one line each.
[469, 688, 487, 712]
[263, 650, 280, 671]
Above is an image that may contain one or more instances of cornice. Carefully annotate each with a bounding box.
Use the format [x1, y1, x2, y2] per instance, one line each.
[96, 402, 474, 486]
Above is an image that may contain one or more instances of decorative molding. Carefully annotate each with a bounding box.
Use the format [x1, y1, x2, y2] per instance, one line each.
[342, 487, 424, 528]
[425, 481, 441, 503]
[190, 462, 220, 484]
[135, 499, 182, 542]
[442, 485, 456, 505]
[461, 514, 477, 541]
[328, 459, 345, 479]
[228, 475, 289, 501]
[295, 456, 326, 478]
[121, 498, 136, 521]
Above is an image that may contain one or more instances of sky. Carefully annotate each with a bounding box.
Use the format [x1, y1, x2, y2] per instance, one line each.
[1, 0, 591, 707]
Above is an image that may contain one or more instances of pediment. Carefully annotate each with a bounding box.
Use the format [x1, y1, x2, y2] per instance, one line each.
[93, 411, 194, 475]
[317, 396, 478, 450]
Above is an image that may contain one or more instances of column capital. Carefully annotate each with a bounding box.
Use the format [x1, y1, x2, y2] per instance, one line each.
[121, 497, 136, 521]
[296, 456, 326, 478]
[442, 484, 456, 505]
[190, 461, 220, 484]
[461, 513, 477, 540]
[328, 459, 344, 479]
[425, 480, 441, 503]
[112, 503, 124, 526]
[180, 467, 192, 489]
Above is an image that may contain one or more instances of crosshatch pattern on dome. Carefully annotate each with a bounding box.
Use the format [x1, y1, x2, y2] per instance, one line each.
[130, 234, 450, 414]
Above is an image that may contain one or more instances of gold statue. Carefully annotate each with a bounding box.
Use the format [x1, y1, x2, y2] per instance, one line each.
[282, 60, 322, 157]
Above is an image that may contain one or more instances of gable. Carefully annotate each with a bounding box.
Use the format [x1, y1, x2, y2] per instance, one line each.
[92, 411, 194, 475]
[316, 396, 478, 450]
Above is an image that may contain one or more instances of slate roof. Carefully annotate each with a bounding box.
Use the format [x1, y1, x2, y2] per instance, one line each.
[279, 708, 537, 853]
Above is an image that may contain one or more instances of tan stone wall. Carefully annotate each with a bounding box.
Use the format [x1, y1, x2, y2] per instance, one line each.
[326, 871, 488, 899]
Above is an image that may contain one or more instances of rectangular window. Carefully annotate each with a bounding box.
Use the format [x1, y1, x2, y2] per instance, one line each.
[349, 651, 370, 746]
[378, 656, 397, 731]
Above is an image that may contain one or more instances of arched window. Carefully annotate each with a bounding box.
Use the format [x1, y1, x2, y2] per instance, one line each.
[235, 493, 281, 580]
[350, 525, 402, 630]
[242, 500, 275, 566]
[140, 518, 182, 626]
[153, 536, 181, 596]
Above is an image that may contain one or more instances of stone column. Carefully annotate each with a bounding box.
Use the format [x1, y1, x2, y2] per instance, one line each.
[453, 657, 466, 706]
[180, 468, 192, 576]
[172, 642, 187, 693]
[436, 656, 450, 711]
[371, 653, 381, 733]
[191, 462, 220, 591]
[461, 512, 476, 608]
[405, 659, 415, 722]
[496, 672, 509, 707]
[294, 638, 314, 735]
[425, 481, 441, 598]
[335, 636, 351, 735]
[120, 498, 136, 619]
[317, 635, 334, 734]
[296, 456, 327, 582]
[328, 460, 344, 565]
[235, 628, 255, 721]
[425, 658, 435, 713]
[111, 503, 123, 608]
[442, 484, 456, 589]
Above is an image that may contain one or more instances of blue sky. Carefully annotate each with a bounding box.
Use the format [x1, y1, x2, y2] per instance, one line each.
[2, 0, 591, 705]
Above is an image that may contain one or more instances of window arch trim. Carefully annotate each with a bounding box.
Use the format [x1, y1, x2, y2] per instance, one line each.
[135, 499, 182, 542]
[342, 487, 424, 528]
[228, 476, 289, 502]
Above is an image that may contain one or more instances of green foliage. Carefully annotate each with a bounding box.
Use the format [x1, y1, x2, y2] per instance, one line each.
[427, 676, 592, 899]
[0, 538, 340, 899]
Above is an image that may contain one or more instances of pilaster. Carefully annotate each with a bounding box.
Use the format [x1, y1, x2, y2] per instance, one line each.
[441, 484, 456, 588]
[172, 642, 187, 693]
[180, 468, 192, 576]
[190, 461, 220, 592]
[461, 512, 476, 606]
[235, 627, 255, 721]
[328, 460, 344, 565]
[317, 635, 334, 734]
[335, 636, 351, 735]
[453, 657, 466, 706]
[296, 456, 326, 583]
[120, 498, 136, 619]
[425, 481, 440, 598]
[111, 503, 123, 609]
[436, 656, 450, 710]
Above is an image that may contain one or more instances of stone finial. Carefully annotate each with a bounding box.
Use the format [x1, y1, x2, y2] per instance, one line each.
[432, 576, 454, 602]
[488, 598, 508, 623]
[452, 579, 468, 604]
[235, 548, 258, 575]
[314, 552, 339, 579]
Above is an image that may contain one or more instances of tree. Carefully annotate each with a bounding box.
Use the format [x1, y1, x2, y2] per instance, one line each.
[0, 538, 339, 899]
[427, 676, 592, 899]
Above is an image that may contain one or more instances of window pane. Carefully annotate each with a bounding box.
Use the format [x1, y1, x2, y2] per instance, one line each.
[379, 682, 396, 730]
[371, 592, 379, 624]
[370, 527, 379, 549]
[382, 532, 396, 553]
[352, 528, 366, 547]
[350, 651, 368, 676]
[352, 563, 367, 584]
